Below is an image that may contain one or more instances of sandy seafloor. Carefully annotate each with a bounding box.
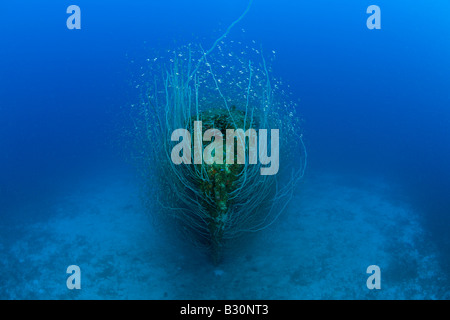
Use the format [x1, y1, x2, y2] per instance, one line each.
[1, 168, 449, 300]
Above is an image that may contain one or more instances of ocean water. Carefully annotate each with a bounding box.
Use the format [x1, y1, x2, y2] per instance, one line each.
[1, 0, 449, 299]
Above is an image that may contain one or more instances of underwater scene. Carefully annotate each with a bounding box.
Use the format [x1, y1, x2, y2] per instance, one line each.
[1, 0, 449, 300]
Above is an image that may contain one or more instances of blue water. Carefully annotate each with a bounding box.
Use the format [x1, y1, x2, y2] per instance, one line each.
[1, 0, 449, 299]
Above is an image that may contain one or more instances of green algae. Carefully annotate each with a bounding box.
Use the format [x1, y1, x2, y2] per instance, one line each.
[189, 106, 252, 262]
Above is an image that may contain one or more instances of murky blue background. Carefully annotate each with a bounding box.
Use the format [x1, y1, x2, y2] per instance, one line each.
[1, 1, 449, 299]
